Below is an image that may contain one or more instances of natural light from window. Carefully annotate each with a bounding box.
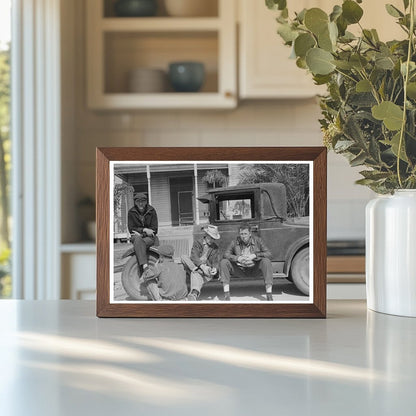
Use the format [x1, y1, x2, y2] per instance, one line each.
[0, 0, 11, 298]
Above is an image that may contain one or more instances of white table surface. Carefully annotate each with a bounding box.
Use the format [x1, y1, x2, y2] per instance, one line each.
[0, 300, 415, 416]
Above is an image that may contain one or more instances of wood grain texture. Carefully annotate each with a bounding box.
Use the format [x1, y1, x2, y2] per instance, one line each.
[327, 256, 365, 274]
[96, 147, 327, 318]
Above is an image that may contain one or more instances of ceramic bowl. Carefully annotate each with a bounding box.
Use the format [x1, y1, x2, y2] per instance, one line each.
[128, 68, 167, 93]
[114, 0, 158, 17]
[168, 62, 205, 92]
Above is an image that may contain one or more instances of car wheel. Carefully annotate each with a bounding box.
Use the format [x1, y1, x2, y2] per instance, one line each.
[290, 247, 309, 295]
[121, 253, 158, 300]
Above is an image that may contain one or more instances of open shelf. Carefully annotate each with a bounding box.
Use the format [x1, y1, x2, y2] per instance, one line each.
[86, 0, 236, 109]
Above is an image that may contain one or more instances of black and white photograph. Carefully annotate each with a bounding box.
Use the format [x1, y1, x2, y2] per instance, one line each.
[110, 161, 313, 304]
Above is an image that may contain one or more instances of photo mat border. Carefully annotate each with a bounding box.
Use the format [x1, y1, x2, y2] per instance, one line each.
[97, 147, 327, 318]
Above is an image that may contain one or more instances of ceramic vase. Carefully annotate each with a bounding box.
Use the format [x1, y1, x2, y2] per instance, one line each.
[366, 190, 416, 317]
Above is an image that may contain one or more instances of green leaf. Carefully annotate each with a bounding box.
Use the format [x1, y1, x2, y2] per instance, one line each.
[403, 0, 409, 10]
[350, 54, 368, 70]
[342, 0, 364, 24]
[334, 140, 355, 151]
[389, 132, 409, 162]
[313, 74, 332, 85]
[277, 23, 299, 43]
[336, 15, 348, 36]
[330, 5, 342, 22]
[360, 170, 391, 180]
[350, 152, 367, 167]
[266, 0, 287, 11]
[356, 79, 372, 92]
[372, 101, 404, 131]
[296, 8, 307, 23]
[304, 8, 329, 35]
[407, 82, 416, 99]
[375, 55, 395, 70]
[333, 60, 352, 70]
[296, 57, 308, 69]
[306, 48, 335, 75]
[294, 33, 316, 58]
[318, 27, 334, 52]
[371, 29, 380, 43]
[385, 4, 404, 18]
[339, 31, 356, 43]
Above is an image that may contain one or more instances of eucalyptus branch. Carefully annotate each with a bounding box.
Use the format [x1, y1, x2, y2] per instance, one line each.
[358, 69, 381, 105]
[397, 0, 415, 188]
[334, 68, 358, 84]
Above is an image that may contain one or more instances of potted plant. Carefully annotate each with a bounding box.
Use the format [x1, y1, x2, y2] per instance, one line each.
[266, 0, 416, 316]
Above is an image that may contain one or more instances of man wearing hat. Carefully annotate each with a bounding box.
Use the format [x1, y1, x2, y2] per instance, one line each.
[142, 245, 188, 301]
[128, 192, 158, 273]
[181, 224, 221, 301]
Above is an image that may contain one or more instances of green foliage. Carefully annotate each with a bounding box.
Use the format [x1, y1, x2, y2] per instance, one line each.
[238, 164, 309, 217]
[202, 169, 228, 188]
[0, 246, 11, 298]
[266, 0, 416, 193]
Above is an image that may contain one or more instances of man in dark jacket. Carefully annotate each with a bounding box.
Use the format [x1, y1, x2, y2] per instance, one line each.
[128, 192, 158, 273]
[181, 224, 221, 301]
[220, 223, 273, 301]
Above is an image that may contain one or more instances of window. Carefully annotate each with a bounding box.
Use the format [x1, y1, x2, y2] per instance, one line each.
[216, 193, 255, 221]
[0, 0, 11, 298]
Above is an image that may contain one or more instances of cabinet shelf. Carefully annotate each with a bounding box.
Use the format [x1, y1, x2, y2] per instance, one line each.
[101, 17, 221, 32]
[90, 92, 235, 110]
[86, 0, 236, 109]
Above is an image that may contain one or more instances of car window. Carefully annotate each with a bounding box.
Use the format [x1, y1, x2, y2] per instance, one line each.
[216, 193, 255, 221]
[262, 190, 274, 217]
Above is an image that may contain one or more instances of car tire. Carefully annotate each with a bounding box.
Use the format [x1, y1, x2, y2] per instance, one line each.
[290, 247, 309, 295]
[121, 253, 158, 300]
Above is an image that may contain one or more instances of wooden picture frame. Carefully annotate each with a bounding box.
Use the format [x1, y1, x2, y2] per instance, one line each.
[96, 147, 327, 318]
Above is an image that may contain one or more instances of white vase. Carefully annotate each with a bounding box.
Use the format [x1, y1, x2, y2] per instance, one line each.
[366, 190, 416, 317]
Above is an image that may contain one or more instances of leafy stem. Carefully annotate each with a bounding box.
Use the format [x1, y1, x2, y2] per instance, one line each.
[398, 0, 415, 188]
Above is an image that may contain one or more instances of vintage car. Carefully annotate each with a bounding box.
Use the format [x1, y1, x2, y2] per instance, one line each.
[120, 182, 310, 299]
[195, 183, 310, 295]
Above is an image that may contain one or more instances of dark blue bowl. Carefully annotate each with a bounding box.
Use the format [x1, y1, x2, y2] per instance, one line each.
[114, 0, 157, 17]
[168, 62, 205, 92]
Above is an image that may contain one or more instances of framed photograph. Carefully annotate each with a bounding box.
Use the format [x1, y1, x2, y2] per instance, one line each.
[96, 147, 327, 318]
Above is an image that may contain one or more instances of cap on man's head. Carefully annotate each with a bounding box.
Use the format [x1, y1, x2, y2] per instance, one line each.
[149, 245, 174, 258]
[134, 192, 148, 202]
[203, 224, 220, 240]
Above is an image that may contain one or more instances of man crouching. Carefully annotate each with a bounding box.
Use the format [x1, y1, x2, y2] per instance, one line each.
[220, 223, 273, 301]
[181, 225, 221, 301]
[142, 245, 188, 301]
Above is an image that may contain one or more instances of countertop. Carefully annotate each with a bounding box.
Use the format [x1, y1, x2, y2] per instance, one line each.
[0, 300, 415, 415]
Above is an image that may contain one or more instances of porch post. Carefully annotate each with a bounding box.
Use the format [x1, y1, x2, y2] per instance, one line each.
[146, 165, 152, 204]
[194, 164, 200, 225]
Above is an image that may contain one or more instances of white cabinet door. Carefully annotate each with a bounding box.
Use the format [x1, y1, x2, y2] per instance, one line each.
[239, 0, 326, 99]
[238, 0, 403, 99]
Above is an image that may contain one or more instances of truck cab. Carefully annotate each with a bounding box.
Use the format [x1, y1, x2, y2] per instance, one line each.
[196, 183, 310, 295]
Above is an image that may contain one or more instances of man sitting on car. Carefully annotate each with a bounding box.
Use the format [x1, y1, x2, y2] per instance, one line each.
[220, 223, 273, 301]
[181, 224, 221, 301]
[128, 192, 158, 274]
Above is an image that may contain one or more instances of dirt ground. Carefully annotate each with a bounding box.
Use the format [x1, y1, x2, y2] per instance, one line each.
[113, 270, 309, 302]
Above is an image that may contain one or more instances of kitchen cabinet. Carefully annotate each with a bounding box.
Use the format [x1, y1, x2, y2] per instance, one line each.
[86, 0, 237, 109]
[238, 0, 404, 99]
[239, 0, 325, 99]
